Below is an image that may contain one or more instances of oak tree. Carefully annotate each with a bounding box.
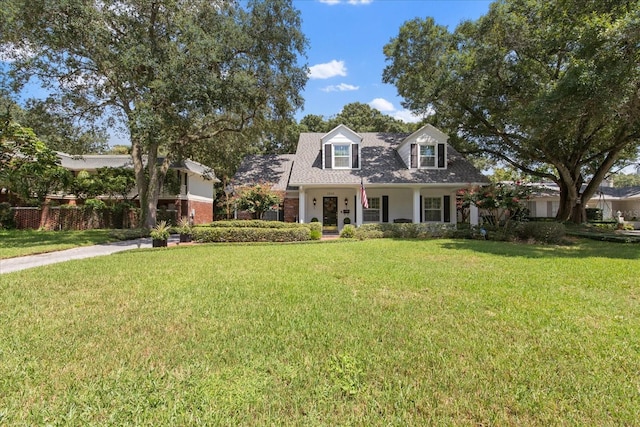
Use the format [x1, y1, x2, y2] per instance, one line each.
[383, 0, 640, 222]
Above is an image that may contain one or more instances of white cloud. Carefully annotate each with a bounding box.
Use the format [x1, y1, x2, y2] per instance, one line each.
[318, 0, 340, 4]
[322, 83, 359, 92]
[392, 109, 423, 123]
[369, 98, 433, 123]
[0, 43, 36, 63]
[348, 0, 373, 4]
[308, 60, 347, 80]
[369, 98, 395, 112]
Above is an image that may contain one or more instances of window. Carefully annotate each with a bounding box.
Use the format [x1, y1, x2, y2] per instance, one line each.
[420, 145, 436, 167]
[334, 144, 350, 168]
[423, 197, 442, 222]
[363, 197, 380, 222]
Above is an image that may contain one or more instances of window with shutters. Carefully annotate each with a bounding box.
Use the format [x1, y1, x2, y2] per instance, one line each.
[420, 145, 436, 167]
[333, 144, 350, 168]
[363, 197, 380, 222]
[423, 197, 442, 222]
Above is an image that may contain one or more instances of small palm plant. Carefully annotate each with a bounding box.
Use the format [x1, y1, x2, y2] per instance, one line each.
[150, 220, 170, 247]
[177, 216, 192, 243]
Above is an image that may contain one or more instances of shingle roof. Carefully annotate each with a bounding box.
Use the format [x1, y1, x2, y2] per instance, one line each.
[288, 132, 489, 186]
[232, 154, 295, 191]
[56, 152, 218, 181]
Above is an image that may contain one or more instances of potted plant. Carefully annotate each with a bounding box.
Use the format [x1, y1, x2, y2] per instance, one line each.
[343, 217, 351, 225]
[177, 216, 192, 243]
[150, 220, 170, 247]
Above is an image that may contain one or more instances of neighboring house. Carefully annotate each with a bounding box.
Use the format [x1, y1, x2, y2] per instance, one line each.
[233, 124, 489, 232]
[53, 152, 218, 224]
[527, 182, 640, 226]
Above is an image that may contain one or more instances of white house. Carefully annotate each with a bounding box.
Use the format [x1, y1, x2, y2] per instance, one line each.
[234, 124, 489, 232]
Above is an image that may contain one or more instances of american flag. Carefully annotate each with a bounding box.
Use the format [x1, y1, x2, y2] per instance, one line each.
[360, 180, 369, 209]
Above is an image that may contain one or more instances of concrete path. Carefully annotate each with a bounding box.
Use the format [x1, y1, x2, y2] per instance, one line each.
[1, 236, 180, 274]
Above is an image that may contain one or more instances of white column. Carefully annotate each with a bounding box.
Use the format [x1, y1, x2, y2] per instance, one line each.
[412, 188, 421, 223]
[470, 204, 479, 226]
[356, 187, 363, 226]
[299, 188, 306, 223]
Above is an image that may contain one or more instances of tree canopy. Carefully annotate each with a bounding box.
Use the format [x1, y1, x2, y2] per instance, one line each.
[1, 0, 308, 227]
[383, 0, 640, 222]
[299, 102, 416, 134]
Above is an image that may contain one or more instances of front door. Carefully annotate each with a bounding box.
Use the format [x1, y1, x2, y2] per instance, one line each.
[323, 196, 338, 233]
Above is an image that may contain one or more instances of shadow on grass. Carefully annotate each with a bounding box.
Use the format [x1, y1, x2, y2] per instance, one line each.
[437, 238, 640, 260]
[0, 229, 113, 249]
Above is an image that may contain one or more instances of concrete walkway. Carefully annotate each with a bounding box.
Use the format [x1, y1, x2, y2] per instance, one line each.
[1, 236, 180, 274]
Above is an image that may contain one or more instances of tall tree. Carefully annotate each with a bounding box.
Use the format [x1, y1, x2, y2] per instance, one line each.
[327, 102, 413, 133]
[383, 0, 640, 222]
[1, 0, 308, 227]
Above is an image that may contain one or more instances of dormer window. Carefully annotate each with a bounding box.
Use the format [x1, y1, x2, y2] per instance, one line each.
[410, 142, 446, 169]
[420, 145, 436, 168]
[333, 144, 351, 168]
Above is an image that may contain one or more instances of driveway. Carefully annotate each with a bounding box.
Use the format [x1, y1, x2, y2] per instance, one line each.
[1, 236, 180, 274]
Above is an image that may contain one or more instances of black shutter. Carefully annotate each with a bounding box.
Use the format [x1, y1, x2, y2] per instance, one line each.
[352, 144, 359, 169]
[411, 144, 418, 168]
[437, 143, 446, 168]
[443, 195, 451, 223]
[382, 195, 389, 223]
[419, 195, 423, 222]
[324, 143, 332, 169]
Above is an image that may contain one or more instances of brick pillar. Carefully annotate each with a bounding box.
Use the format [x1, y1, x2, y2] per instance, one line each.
[284, 197, 299, 223]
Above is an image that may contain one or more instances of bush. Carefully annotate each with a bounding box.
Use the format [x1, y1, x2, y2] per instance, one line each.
[354, 223, 456, 239]
[310, 229, 322, 240]
[84, 198, 107, 210]
[516, 221, 566, 244]
[207, 220, 302, 229]
[340, 224, 356, 238]
[192, 226, 311, 243]
[0, 202, 15, 229]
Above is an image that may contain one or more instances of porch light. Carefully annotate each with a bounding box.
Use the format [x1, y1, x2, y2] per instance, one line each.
[313, 197, 317, 206]
[344, 197, 348, 206]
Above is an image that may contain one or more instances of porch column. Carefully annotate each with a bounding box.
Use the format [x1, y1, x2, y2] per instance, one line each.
[470, 203, 479, 226]
[299, 187, 306, 223]
[356, 186, 363, 226]
[412, 188, 421, 224]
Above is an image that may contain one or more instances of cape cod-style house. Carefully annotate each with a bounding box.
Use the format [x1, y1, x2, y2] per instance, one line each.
[233, 124, 489, 232]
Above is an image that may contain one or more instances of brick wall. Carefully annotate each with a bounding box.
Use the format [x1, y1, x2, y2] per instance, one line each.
[284, 197, 298, 223]
[12, 207, 42, 229]
[188, 199, 213, 224]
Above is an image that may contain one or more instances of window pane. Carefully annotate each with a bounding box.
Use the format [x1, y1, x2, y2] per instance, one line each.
[363, 197, 380, 222]
[334, 144, 350, 168]
[420, 145, 435, 156]
[334, 145, 350, 156]
[334, 157, 350, 167]
[423, 197, 441, 222]
[420, 144, 436, 167]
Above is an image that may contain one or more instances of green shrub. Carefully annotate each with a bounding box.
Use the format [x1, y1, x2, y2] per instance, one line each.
[108, 228, 150, 240]
[310, 229, 322, 240]
[192, 226, 310, 243]
[84, 198, 107, 210]
[516, 221, 566, 244]
[308, 221, 322, 235]
[340, 225, 356, 238]
[355, 223, 456, 239]
[0, 202, 15, 229]
[207, 220, 303, 229]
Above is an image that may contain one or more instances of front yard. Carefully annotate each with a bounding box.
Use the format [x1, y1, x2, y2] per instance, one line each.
[1, 239, 638, 425]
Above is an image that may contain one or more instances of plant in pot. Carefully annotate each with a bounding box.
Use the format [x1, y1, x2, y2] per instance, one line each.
[177, 216, 192, 243]
[150, 220, 170, 247]
[343, 217, 351, 225]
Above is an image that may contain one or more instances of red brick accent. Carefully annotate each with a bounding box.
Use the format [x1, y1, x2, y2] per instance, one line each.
[187, 199, 213, 224]
[284, 197, 298, 223]
[12, 207, 42, 229]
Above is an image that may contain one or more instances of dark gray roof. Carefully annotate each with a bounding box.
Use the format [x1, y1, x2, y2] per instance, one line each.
[232, 154, 295, 191]
[289, 132, 489, 186]
[56, 152, 218, 181]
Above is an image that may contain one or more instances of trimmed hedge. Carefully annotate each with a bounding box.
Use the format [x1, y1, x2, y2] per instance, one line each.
[192, 227, 311, 243]
[515, 221, 566, 244]
[206, 220, 305, 229]
[355, 223, 456, 239]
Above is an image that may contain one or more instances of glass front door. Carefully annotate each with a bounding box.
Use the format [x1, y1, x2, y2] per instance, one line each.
[323, 196, 338, 232]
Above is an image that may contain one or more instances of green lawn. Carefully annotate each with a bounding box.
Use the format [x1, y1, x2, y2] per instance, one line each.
[1, 239, 639, 425]
[0, 229, 143, 259]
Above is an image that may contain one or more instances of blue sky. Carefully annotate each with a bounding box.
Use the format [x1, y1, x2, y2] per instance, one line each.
[297, 0, 492, 122]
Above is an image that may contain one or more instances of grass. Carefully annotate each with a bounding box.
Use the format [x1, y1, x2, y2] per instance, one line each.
[1, 239, 639, 425]
[0, 229, 146, 259]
